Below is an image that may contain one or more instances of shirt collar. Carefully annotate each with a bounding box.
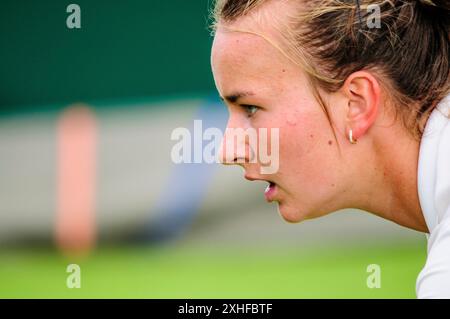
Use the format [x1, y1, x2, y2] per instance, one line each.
[418, 94, 450, 233]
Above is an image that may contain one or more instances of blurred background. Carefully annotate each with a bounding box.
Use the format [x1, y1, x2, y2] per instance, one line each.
[0, 0, 427, 298]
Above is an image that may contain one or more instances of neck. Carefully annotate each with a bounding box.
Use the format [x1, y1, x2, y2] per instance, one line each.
[352, 128, 428, 233]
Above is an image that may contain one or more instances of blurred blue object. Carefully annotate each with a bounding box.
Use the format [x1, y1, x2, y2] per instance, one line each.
[133, 95, 228, 243]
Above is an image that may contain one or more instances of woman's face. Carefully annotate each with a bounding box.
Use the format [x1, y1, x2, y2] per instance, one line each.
[211, 26, 351, 222]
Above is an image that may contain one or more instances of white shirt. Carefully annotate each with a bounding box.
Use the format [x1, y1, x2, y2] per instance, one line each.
[416, 93, 450, 298]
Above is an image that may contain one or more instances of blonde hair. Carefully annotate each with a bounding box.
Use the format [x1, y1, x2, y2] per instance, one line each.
[211, 0, 450, 140]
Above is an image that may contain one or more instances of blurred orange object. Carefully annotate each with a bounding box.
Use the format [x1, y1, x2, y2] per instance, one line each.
[55, 105, 97, 257]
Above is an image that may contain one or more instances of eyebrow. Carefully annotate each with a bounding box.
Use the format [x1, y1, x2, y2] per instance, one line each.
[220, 91, 255, 104]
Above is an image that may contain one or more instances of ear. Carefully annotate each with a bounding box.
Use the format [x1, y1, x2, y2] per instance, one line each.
[341, 71, 381, 142]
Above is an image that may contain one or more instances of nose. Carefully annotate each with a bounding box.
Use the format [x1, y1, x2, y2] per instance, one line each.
[218, 121, 255, 166]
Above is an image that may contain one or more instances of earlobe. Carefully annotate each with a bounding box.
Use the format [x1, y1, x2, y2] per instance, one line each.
[342, 71, 381, 143]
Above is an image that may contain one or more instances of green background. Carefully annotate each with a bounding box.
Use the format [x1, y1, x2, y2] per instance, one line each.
[0, 0, 215, 113]
[0, 243, 426, 298]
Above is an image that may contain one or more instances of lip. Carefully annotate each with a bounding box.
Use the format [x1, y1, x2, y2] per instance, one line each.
[244, 174, 278, 202]
[264, 182, 277, 202]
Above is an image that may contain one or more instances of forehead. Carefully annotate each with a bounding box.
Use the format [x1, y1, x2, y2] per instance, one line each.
[212, 28, 285, 67]
[211, 28, 297, 95]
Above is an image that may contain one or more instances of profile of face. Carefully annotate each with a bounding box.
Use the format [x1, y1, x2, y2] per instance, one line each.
[211, 26, 354, 223]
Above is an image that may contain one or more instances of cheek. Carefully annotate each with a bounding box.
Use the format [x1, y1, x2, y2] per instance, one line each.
[278, 113, 321, 165]
[276, 122, 341, 221]
[277, 110, 339, 187]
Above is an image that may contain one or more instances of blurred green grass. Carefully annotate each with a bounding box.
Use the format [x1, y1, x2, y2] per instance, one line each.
[0, 242, 426, 298]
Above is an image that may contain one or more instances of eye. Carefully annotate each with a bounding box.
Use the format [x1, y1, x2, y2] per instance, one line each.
[241, 104, 259, 117]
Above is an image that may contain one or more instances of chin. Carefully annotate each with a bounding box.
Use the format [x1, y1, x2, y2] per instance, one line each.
[277, 202, 309, 223]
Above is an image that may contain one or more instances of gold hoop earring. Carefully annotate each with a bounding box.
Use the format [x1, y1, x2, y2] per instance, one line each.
[349, 129, 357, 144]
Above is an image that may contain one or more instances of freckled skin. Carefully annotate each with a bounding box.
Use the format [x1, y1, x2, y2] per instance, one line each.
[286, 118, 297, 126]
[211, 28, 350, 223]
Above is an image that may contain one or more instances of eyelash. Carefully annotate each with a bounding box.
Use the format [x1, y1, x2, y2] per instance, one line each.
[240, 104, 259, 117]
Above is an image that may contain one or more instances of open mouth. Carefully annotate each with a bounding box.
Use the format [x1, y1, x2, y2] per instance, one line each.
[244, 174, 278, 202]
[264, 181, 277, 202]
